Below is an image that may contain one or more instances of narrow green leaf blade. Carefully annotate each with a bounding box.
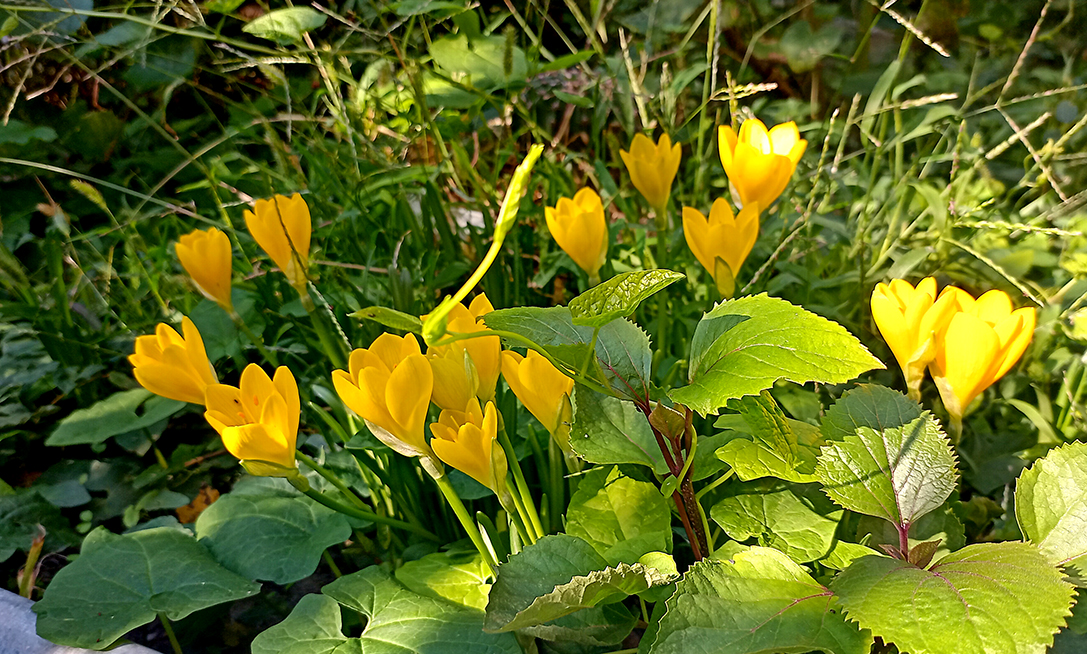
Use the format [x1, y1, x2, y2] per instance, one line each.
[1016, 441, 1087, 582]
[350, 306, 423, 333]
[832, 543, 1074, 654]
[670, 294, 882, 415]
[569, 269, 685, 328]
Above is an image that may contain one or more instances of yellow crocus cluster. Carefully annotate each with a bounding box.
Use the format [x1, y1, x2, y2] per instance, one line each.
[545, 189, 609, 285]
[871, 278, 1036, 433]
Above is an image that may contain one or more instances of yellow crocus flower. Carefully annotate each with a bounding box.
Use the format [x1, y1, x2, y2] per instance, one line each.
[681, 198, 760, 298]
[244, 193, 312, 293]
[429, 398, 507, 493]
[545, 188, 609, 284]
[501, 350, 574, 450]
[332, 333, 435, 458]
[870, 278, 965, 400]
[929, 289, 1036, 432]
[428, 345, 479, 412]
[129, 317, 217, 405]
[718, 118, 807, 210]
[204, 364, 300, 477]
[427, 294, 500, 407]
[619, 133, 682, 211]
[176, 227, 234, 313]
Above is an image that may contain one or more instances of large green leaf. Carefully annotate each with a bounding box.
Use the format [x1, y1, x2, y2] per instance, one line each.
[820, 385, 924, 443]
[715, 392, 819, 482]
[47, 389, 185, 446]
[428, 34, 528, 90]
[816, 413, 957, 530]
[569, 269, 685, 328]
[1016, 441, 1087, 583]
[34, 527, 260, 650]
[566, 466, 673, 565]
[242, 7, 327, 44]
[832, 543, 1074, 654]
[395, 551, 492, 611]
[0, 491, 80, 562]
[646, 547, 871, 654]
[669, 295, 882, 415]
[485, 534, 657, 637]
[710, 482, 842, 563]
[252, 567, 519, 654]
[195, 486, 351, 584]
[570, 387, 669, 475]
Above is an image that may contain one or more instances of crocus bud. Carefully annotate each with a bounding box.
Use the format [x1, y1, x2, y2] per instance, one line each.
[619, 133, 682, 211]
[545, 188, 608, 284]
[682, 198, 760, 298]
[244, 193, 312, 294]
[176, 227, 234, 312]
[129, 317, 217, 405]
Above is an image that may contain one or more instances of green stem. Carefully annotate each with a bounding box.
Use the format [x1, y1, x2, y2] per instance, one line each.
[305, 296, 347, 369]
[296, 452, 368, 510]
[498, 427, 544, 540]
[159, 614, 183, 654]
[547, 434, 564, 535]
[297, 485, 438, 541]
[322, 550, 343, 578]
[433, 473, 498, 574]
[654, 203, 671, 362]
[696, 468, 735, 500]
[231, 310, 278, 367]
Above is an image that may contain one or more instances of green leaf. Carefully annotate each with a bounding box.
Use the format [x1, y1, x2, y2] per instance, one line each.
[350, 306, 423, 333]
[570, 387, 669, 475]
[34, 527, 259, 650]
[569, 269, 685, 328]
[779, 20, 843, 73]
[1016, 441, 1087, 583]
[832, 542, 1074, 654]
[646, 547, 872, 654]
[670, 294, 882, 415]
[710, 482, 842, 563]
[195, 486, 351, 584]
[47, 389, 185, 446]
[0, 491, 79, 562]
[820, 384, 924, 443]
[485, 534, 656, 636]
[566, 466, 673, 565]
[816, 413, 957, 530]
[395, 551, 492, 611]
[715, 391, 819, 482]
[428, 34, 528, 90]
[242, 7, 327, 44]
[248, 594, 349, 654]
[855, 505, 966, 557]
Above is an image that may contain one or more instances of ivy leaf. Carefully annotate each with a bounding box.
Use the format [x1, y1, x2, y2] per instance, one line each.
[34, 527, 260, 650]
[47, 389, 185, 446]
[242, 7, 327, 44]
[669, 294, 882, 416]
[816, 413, 957, 530]
[485, 534, 658, 637]
[252, 567, 519, 654]
[566, 466, 673, 565]
[821, 384, 924, 443]
[715, 392, 819, 483]
[646, 547, 872, 654]
[832, 543, 1074, 654]
[570, 387, 669, 475]
[710, 482, 842, 563]
[1016, 441, 1087, 583]
[195, 486, 351, 584]
[569, 269, 685, 328]
[395, 551, 492, 611]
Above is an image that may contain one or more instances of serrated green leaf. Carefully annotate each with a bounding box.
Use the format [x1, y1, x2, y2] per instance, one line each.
[566, 466, 672, 565]
[350, 306, 423, 332]
[242, 7, 326, 44]
[710, 482, 842, 563]
[1016, 441, 1087, 583]
[570, 387, 669, 475]
[395, 551, 492, 611]
[832, 542, 1074, 654]
[47, 389, 185, 446]
[820, 384, 924, 443]
[816, 413, 957, 530]
[647, 547, 872, 654]
[195, 487, 351, 584]
[856, 505, 966, 556]
[715, 392, 819, 482]
[34, 527, 260, 650]
[670, 294, 882, 415]
[485, 534, 657, 637]
[569, 269, 684, 328]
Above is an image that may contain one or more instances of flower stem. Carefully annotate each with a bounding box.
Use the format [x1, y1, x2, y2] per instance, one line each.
[654, 202, 671, 362]
[295, 483, 438, 541]
[296, 452, 368, 510]
[498, 427, 544, 541]
[433, 473, 499, 575]
[302, 293, 347, 368]
[230, 310, 278, 367]
[159, 614, 183, 654]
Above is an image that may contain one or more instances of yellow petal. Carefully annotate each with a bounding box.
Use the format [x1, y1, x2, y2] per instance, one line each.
[935, 312, 1001, 413]
[718, 125, 738, 170]
[871, 287, 914, 375]
[768, 121, 800, 155]
[682, 206, 713, 274]
[429, 349, 478, 412]
[387, 353, 433, 450]
[973, 289, 1014, 326]
[176, 227, 233, 311]
[990, 307, 1035, 380]
[134, 364, 206, 405]
[739, 118, 771, 153]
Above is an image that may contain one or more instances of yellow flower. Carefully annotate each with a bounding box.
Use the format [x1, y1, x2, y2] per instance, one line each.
[176, 227, 233, 312]
[682, 198, 760, 298]
[619, 133, 682, 211]
[545, 188, 609, 283]
[427, 294, 501, 410]
[244, 193, 312, 293]
[204, 364, 300, 477]
[929, 289, 1036, 429]
[332, 333, 435, 458]
[501, 350, 574, 451]
[129, 317, 217, 405]
[429, 398, 507, 492]
[718, 118, 806, 210]
[871, 278, 965, 400]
